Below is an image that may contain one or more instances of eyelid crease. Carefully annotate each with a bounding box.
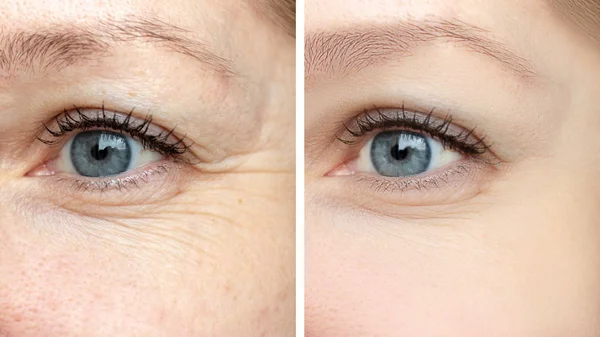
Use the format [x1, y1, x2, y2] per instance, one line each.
[36, 103, 193, 160]
[337, 104, 491, 156]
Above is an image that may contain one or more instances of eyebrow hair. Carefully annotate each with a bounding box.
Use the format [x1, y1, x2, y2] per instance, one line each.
[305, 19, 538, 81]
[0, 17, 236, 77]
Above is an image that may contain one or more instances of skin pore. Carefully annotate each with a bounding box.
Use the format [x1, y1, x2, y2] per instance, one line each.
[0, 0, 294, 336]
[305, 0, 600, 336]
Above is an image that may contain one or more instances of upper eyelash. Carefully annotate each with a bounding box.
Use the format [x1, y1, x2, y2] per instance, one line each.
[338, 104, 491, 155]
[37, 104, 191, 158]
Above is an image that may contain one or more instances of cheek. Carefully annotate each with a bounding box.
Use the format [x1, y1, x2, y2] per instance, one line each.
[0, 196, 205, 336]
[0, 236, 167, 336]
[0, 182, 294, 337]
[307, 224, 513, 337]
[306, 196, 600, 337]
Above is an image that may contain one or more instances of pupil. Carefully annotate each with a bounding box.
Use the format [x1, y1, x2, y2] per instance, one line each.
[91, 144, 110, 161]
[390, 144, 410, 161]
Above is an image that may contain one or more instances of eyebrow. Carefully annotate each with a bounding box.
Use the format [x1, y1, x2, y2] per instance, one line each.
[305, 19, 538, 81]
[0, 17, 236, 77]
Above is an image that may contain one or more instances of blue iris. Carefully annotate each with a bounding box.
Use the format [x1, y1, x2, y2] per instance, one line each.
[70, 131, 132, 177]
[370, 131, 432, 177]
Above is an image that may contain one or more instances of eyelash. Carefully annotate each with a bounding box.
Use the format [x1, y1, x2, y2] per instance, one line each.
[59, 164, 171, 194]
[337, 104, 491, 156]
[37, 104, 191, 158]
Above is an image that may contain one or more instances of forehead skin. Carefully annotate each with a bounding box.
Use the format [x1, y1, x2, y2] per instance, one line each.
[0, 0, 291, 75]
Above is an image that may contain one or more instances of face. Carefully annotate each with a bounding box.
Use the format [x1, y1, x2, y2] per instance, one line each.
[305, 0, 600, 336]
[0, 0, 294, 336]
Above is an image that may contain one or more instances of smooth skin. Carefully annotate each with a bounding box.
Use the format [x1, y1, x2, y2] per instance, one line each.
[0, 0, 295, 336]
[305, 0, 600, 336]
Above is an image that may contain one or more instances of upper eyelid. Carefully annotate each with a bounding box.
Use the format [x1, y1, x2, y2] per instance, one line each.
[41, 106, 167, 139]
[336, 106, 491, 155]
[37, 105, 192, 158]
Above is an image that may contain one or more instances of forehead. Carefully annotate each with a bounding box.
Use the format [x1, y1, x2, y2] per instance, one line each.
[1, 0, 248, 27]
[0, 0, 286, 76]
[305, 0, 550, 30]
[1, 0, 293, 39]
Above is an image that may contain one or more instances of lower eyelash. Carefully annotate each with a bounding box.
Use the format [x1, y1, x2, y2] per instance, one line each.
[338, 105, 491, 156]
[359, 164, 473, 193]
[57, 164, 171, 193]
[37, 104, 191, 158]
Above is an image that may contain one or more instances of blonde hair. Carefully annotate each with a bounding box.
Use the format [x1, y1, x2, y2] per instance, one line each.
[549, 0, 600, 43]
[264, 0, 296, 38]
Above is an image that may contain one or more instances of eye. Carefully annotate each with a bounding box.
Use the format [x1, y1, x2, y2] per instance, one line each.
[28, 106, 192, 191]
[57, 130, 163, 177]
[356, 130, 462, 177]
[328, 106, 491, 181]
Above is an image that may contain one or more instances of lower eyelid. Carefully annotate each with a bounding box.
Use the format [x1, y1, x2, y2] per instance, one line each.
[27, 159, 189, 208]
[64, 163, 171, 192]
[325, 159, 495, 207]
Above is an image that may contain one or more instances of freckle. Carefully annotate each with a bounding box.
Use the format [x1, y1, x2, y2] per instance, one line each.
[238, 199, 243, 204]
[128, 91, 136, 98]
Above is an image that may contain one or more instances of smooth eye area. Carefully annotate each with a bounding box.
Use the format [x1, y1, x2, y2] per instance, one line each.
[31, 130, 163, 178]
[332, 130, 463, 177]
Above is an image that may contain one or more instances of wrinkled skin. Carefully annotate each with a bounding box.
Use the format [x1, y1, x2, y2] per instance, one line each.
[0, 0, 295, 336]
[305, 0, 600, 336]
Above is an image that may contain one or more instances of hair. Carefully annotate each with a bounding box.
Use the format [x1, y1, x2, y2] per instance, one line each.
[264, 0, 296, 38]
[548, 0, 600, 43]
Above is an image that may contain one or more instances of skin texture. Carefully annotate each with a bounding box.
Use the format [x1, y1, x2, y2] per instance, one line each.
[305, 0, 600, 336]
[0, 0, 294, 336]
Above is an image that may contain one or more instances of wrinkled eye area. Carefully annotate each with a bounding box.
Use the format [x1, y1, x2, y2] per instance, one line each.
[28, 107, 190, 185]
[371, 131, 432, 176]
[71, 131, 132, 177]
